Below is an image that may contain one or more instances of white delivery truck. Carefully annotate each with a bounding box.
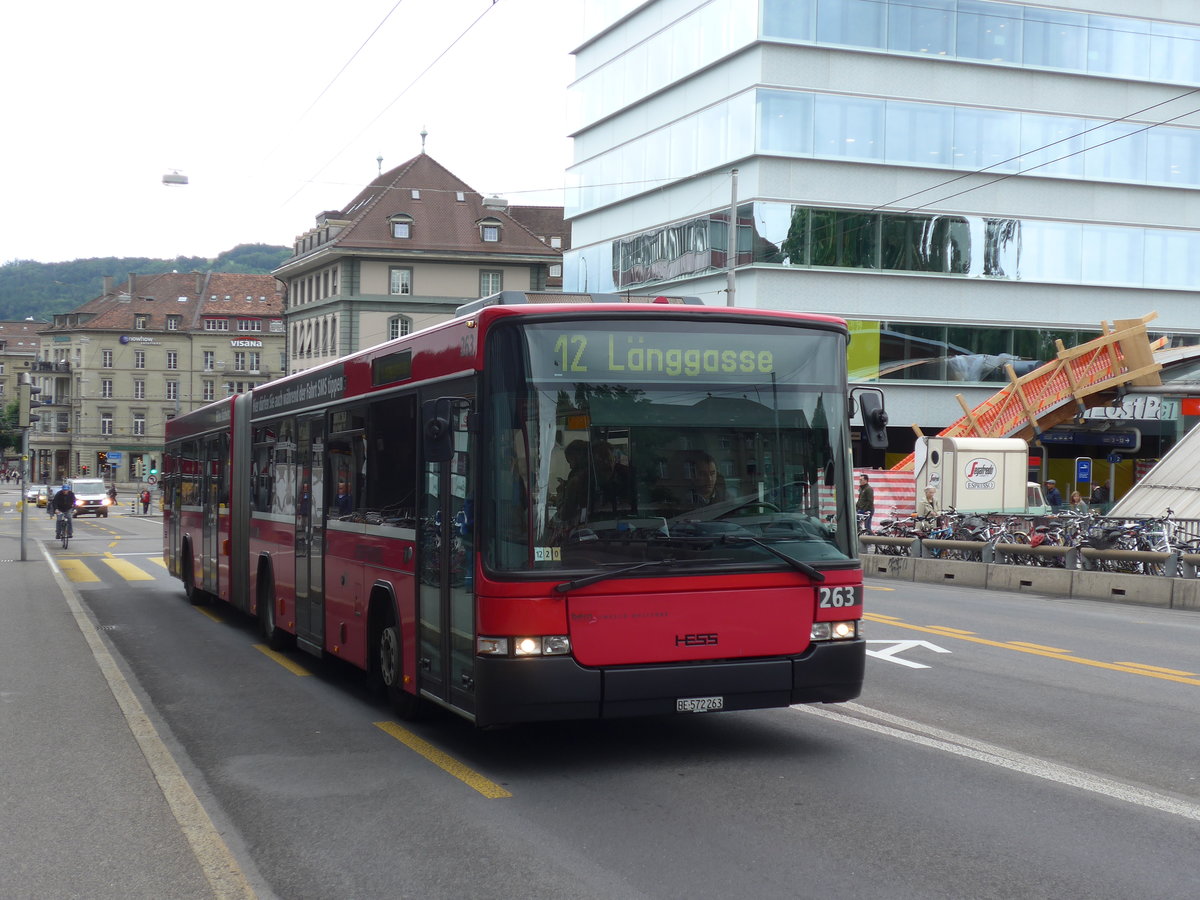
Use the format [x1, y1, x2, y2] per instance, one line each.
[912, 437, 1050, 516]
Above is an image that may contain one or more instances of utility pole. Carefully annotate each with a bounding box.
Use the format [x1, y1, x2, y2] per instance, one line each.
[726, 168, 739, 307]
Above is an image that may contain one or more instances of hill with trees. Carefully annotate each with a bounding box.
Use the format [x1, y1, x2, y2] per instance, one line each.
[0, 244, 291, 322]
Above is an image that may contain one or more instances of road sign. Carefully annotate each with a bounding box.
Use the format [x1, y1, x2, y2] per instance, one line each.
[107, 451, 123, 461]
[147, 475, 158, 486]
[1106, 452, 1122, 464]
[1075, 457, 1092, 484]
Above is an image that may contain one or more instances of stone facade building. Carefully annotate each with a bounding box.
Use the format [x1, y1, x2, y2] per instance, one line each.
[274, 152, 566, 374]
[32, 272, 284, 483]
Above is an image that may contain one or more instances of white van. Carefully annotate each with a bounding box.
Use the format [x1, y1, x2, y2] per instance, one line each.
[67, 477, 113, 517]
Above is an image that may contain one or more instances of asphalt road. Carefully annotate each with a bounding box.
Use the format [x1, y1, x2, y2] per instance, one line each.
[30, 501, 1200, 900]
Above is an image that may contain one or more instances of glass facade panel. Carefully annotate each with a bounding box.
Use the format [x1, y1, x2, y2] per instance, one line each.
[1087, 15, 1149, 80]
[1017, 220, 1082, 284]
[953, 106, 1020, 172]
[814, 94, 883, 160]
[887, 0, 955, 56]
[1018, 114, 1086, 178]
[1081, 225, 1144, 288]
[885, 101, 952, 167]
[816, 0, 886, 49]
[956, 0, 1022, 63]
[1151, 22, 1200, 84]
[1009, 7, 1088, 70]
[762, 0, 816, 42]
[1084, 121, 1147, 182]
[612, 200, 1200, 293]
[1148, 127, 1200, 184]
[759, 90, 813, 155]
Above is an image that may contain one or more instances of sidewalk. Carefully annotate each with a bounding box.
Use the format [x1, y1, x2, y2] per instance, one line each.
[0, 527, 243, 898]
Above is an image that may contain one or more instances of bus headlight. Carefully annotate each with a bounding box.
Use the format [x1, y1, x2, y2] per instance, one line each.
[478, 636, 571, 657]
[811, 621, 858, 641]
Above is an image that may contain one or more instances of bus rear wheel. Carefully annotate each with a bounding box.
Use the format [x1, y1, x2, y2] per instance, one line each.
[376, 614, 422, 720]
[258, 574, 290, 650]
[182, 553, 206, 606]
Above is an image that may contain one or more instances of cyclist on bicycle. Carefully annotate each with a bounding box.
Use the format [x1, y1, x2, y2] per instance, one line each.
[49, 484, 76, 538]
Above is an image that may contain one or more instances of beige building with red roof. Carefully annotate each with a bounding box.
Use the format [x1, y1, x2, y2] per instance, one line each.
[274, 153, 566, 374]
[31, 272, 284, 484]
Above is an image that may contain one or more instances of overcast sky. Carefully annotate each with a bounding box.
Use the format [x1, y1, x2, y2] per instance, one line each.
[3, 0, 579, 264]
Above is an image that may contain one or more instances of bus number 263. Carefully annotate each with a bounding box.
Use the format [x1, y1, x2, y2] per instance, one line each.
[818, 585, 862, 608]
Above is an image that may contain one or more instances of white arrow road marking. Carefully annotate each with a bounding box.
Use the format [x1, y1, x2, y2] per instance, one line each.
[865, 639, 951, 668]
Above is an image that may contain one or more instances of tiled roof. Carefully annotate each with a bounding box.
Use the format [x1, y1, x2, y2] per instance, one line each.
[506, 206, 571, 250]
[43, 272, 284, 333]
[329, 154, 562, 259]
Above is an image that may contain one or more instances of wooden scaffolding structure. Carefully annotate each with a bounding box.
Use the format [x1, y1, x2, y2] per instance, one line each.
[890, 314, 1163, 472]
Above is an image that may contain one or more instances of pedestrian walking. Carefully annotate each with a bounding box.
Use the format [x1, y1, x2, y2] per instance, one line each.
[141, 489, 151, 514]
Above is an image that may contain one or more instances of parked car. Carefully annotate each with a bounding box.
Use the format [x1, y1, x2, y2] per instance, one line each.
[26, 484, 48, 507]
[65, 478, 112, 517]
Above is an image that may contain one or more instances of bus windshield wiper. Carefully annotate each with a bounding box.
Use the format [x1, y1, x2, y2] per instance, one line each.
[720, 534, 825, 582]
[554, 558, 713, 593]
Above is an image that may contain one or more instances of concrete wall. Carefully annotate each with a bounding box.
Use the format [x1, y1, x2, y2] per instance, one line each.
[864, 554, 1182, 609]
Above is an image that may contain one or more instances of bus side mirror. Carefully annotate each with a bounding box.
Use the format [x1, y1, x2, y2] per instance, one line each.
[421, 397, 469, 463]
[852, 388, 889, 450]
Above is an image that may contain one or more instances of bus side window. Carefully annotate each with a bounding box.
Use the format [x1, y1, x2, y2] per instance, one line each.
[364, 396, 417, 521]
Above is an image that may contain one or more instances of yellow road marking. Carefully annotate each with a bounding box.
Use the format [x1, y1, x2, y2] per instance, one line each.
[865, 615, 1200, 687]
[195, 606, 224, 624]
[108, 540, 119, 549]
[1009, 641, 1071, 653]
[924, 626, 977, 635]
[146, 556, 168, 569]
[865, 585, 895, 591]
[253, 643, 311, 676]
[865, 613, 903, 622]
[101, 558, 155, 581]
[1116, 662, 1199, 677]
[374, 721, 512, 799]
[59, 559, 101, 583]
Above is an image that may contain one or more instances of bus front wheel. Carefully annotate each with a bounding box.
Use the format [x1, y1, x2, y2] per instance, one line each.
[376, 613, 422, 720]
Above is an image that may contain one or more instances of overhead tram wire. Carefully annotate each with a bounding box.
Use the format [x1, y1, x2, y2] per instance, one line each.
[877, 86, 1200, 214]
[296, 0, 407, 122]
[282, 0, 501, 208]
[800, 87, 1200, 250]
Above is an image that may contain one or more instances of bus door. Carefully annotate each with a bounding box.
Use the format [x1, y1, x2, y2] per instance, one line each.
[201, 435, 224, 596]
[294, 415, 326, 652]
[418, 392, 476, 714]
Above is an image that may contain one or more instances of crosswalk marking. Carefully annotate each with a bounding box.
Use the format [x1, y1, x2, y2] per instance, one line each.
[59, 559, 102, 583]
[101, 558, 156, 581]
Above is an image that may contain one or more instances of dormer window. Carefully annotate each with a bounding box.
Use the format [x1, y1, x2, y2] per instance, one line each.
[134, 314, 149, 330]
[479, 217, 502, 243]
[390, 213, 413, 239]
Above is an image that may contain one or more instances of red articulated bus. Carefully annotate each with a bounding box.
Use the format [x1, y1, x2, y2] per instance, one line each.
[163, 292, 872, 726]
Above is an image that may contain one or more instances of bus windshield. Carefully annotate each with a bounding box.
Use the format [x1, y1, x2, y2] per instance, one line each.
[484, 318, 855, 575]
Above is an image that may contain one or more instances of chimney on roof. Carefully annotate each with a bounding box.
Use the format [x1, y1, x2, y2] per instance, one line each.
[103, 276, 113, 295]
[128, 272, 136, 294]
[195, 272, 203, 295]
[483, 195, 508, 211]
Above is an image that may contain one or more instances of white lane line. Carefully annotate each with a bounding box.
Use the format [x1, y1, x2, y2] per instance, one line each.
[793, 701, 1200, 823]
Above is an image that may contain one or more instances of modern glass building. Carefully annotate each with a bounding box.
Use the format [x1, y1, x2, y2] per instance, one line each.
[564, 0, 1200, 470]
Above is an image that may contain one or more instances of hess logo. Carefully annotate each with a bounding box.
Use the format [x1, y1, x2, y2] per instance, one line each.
[676, 633, 718, 646]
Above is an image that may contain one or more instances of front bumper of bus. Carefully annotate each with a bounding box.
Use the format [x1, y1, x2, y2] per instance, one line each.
[472, 639, 865, 727]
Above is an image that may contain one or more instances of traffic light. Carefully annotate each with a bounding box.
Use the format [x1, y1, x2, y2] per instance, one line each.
[97, 451, 108, 470]
[17, 381, 43, 427]
[81, 465, 89, 475]
[149, 458, 158, 475]
[135, 458, 145, 478]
